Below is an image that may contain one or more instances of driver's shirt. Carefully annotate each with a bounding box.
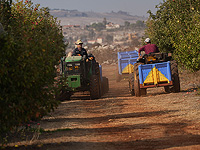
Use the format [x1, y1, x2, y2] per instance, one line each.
[139, 44, 159, 54]
[72, 48, 88, 57]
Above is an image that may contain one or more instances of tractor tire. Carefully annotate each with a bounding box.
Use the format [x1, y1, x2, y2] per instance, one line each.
[129, 73, 135, 96]
[133, 63, 142, 97]
[164, 86, 170, 93]
[140, 88, 147, 96]
[171, 60, 180, 93]
[95, 62, 102, 97]
[133, 63, 147, 97]
[56, 89, 71, 101]
[90, 75, 101, 99]
[134, 73, 140, 97]
[95, 62, 100, 75]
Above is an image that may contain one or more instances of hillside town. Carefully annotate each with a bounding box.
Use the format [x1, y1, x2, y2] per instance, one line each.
[53, 9, 147, 56]
[60, 17, 146, 64]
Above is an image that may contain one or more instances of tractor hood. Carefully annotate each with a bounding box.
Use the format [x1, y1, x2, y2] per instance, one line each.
[65, 56, 82, 62]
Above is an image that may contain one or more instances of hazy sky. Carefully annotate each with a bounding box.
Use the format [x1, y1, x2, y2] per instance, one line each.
[31, 0, 163, 17]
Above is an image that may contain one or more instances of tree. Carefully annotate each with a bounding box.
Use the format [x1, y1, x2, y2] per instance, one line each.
[103, 17, 107, 26]
[145, 0, 200, 71]
[135, 20, 145, 27]
[90, 22, 105, 31]
[124, 21, 130, 29]
[0, 0, 66, 142]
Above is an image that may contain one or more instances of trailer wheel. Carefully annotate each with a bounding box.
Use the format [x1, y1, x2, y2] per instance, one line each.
[129, 73, 135, 96]
[134, 72, 140, 97]
[90, 75, 101, 99]
[171, 60, 180, 93]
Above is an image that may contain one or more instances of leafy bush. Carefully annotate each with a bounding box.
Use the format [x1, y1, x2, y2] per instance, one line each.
[0, 0, 66, 143]
[145, 0, 200, 72]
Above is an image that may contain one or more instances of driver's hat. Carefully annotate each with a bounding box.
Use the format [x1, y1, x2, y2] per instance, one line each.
[144, 38, 151, 43]
[75, 39, 83, 45]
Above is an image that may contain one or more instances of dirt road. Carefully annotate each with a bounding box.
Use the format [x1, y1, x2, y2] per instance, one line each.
[8, 64, 200, 150]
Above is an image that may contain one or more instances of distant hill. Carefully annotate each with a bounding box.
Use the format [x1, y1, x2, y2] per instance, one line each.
[50, 9, 147, 26]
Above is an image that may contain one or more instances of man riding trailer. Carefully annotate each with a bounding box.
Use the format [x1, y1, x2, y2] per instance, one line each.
[138, 38, 159, 57]
[129, 38, 180, 97]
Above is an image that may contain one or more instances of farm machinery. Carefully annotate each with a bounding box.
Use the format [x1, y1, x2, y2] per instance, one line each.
[129, 53, 180, 97]
[116, 50, 138, 82]
[56, 55, 109, 101]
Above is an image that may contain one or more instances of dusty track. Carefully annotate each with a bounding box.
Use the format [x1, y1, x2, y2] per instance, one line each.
[7, 64, 200, 150]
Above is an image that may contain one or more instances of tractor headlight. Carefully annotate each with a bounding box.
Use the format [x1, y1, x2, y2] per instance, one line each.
[66, 63, 73, 71]
[74, 63, 80, 70]
[67, 64, 73, 67]
[75, 63, 80, 66]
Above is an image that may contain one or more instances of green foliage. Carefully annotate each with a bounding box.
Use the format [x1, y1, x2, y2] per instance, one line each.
[89, 22, 105, 31]
[124, 21, 131, 28]
[0, 0, 66, 143]
[145, 0, 200, 72]
[124, 20, 146, 30]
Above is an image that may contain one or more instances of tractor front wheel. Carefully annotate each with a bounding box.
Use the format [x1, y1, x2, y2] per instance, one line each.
[56, 89, 72, 101]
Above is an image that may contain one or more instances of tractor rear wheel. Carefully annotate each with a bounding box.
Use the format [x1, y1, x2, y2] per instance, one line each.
[133, 62, 147, 97]
[164, 86, 170, 93]
[171, 60, 180, 93]
[90, 75, 101, 99]
[133, 63, 143, 97]
[95, 62, 102, 97]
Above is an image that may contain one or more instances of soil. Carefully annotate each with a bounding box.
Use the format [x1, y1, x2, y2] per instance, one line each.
[6, 64, 200, 150]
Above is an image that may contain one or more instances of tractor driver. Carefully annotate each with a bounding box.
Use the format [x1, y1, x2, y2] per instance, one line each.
[72, 39, 88, 58]
[138, 38, 159, 58]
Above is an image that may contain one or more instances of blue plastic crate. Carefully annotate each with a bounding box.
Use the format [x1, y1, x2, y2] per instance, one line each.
[138, 61, 172, 85]
[118, 50, 138, 74]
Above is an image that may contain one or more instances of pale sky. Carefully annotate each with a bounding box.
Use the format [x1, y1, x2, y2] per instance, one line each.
[31, 0, 163, 17]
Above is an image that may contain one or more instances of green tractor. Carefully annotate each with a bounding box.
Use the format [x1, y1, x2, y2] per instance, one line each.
[56, 55, 107, 100]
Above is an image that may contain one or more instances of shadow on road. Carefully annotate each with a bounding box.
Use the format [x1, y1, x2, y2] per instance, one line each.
[42, 110, 178, 124]
[6, 121, 200, 150]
